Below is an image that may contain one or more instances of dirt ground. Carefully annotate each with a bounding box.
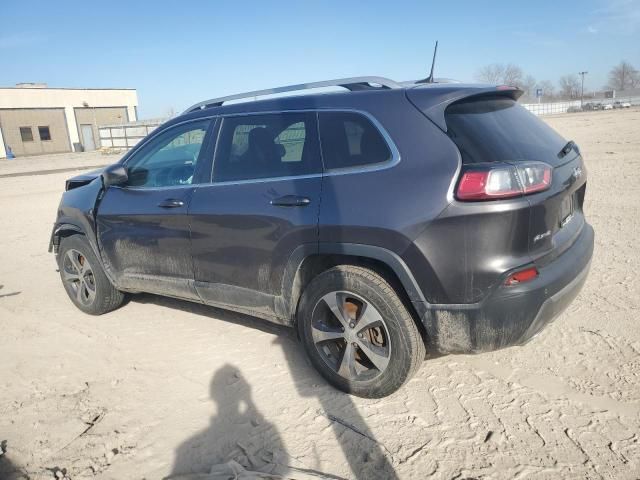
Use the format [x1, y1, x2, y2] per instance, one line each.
[1, 108, 639, 480]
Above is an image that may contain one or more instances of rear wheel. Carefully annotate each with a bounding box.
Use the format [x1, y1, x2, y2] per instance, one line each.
[297, 265, 425, 398]
[57, 235, 125, 315]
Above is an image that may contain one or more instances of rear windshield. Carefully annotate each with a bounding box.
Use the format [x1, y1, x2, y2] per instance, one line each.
[445, 96, 566, 164]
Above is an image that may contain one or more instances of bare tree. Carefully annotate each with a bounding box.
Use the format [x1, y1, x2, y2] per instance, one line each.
[607, 61, 639, 91]
[475, 64, 505, 84]
[165, 106, 177, 118]
[503, 64, 524, 87]
[475, 63, 524, 87]
[521, 75, 537, 98]
[559, 74, 581, 99]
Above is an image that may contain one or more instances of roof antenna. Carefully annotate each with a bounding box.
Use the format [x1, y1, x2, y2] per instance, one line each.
[417, 41, 438, 84]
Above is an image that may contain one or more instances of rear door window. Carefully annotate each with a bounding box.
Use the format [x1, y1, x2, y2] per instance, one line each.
[318, 112, 392, 170]
[213, 112, 321, 182]
[445, 96, 567, 165]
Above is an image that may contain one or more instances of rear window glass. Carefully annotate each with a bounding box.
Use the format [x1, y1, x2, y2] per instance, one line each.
[319, 112, 392, 169]
[445, 96, 566, 164]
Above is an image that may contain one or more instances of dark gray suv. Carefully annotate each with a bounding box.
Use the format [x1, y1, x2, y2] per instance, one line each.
[49, 77, 594, 398]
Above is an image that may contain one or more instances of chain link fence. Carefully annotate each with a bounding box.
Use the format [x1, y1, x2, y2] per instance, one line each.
[522, 96, 640, 116]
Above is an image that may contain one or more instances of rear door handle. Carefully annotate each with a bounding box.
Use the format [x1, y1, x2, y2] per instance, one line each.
[157, 198, 185, 208]
[270, 195, 311, 207]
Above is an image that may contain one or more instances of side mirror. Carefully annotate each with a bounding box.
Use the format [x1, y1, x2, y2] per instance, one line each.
[101, 164, 128, 187]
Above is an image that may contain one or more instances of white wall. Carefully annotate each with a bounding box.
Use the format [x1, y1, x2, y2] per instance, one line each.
[0, 127, 6, 158]
[99, 120, 163, 150]
[0, 87, 138, 157]
[127, 105, 137, 122]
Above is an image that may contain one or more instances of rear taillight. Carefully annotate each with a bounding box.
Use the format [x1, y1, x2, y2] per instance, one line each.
[456, 162, 552, 201]
[505, 266, 539, 286]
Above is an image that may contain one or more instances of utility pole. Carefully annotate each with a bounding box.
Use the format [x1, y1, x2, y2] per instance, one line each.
[579, 71, 588, 109]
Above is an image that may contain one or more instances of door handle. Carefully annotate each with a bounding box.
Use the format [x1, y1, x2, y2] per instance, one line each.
[270, 195, 311, 207]
[157, 198, 185, 208]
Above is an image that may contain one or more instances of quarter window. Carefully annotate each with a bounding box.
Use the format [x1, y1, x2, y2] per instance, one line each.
[318, 112, 392, 170]
[125, 120, 210, 188]
[20, 127, 33, 142]
[214, 112, 321, 182]
[38, 126, 51, 141]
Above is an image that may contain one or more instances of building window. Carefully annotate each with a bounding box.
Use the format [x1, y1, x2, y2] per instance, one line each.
[20, 127, 33, 142]
[38, 126, 52, 141]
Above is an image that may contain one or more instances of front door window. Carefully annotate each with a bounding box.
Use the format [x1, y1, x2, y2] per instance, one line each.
[126, 121, 210, 187]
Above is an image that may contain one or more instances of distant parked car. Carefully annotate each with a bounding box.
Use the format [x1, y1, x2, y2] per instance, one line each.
[583, 102, 602, 111]
[603, 103, 614, 110]
[620, 101, 632, 108]
[567, 106, 582, 113]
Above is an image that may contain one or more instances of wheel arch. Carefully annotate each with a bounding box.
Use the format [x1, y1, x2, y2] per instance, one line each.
[49, 222, 85, 253]
[49, 220, 118, 289]
[281, 243, 430, 337]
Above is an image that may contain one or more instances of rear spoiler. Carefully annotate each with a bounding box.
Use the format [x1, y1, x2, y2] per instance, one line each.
[406, 84, 523, 132]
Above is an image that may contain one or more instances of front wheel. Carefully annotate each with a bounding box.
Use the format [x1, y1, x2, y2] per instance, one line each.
[57, 235, 125, 315]
[297, 265, 425, 398]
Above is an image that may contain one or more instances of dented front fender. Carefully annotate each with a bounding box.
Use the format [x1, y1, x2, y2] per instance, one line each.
[49, 176, 104, 263]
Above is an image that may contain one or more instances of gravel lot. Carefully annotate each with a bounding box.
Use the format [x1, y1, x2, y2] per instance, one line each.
[1, 109, 639, 480]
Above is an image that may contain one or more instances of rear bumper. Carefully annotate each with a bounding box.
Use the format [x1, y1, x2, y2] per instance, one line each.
[418, 223, 594, 354]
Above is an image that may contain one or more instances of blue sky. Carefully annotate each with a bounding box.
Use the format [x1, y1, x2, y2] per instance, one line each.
[1, 0, 639, 118]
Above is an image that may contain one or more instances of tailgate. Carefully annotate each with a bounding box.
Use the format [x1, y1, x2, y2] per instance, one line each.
[420, 91, 588, 262]
[528, 152, 587, 265]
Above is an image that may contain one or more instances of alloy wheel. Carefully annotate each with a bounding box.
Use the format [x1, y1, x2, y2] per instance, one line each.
[62, 249, 97, 306]
[310, 291, 392, 381]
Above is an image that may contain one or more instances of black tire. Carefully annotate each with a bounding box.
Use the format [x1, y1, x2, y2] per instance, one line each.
[297, 265, 425, 398]
[57, 235, 125, 315]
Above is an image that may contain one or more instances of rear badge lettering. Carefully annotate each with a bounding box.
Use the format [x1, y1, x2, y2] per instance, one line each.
[533, 230, 551, 243]
[572, 166, 583, 181]
[560, 213, 574, 228]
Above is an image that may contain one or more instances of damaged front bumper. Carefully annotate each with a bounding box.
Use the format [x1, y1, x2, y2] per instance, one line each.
[418, 223, 594, 354]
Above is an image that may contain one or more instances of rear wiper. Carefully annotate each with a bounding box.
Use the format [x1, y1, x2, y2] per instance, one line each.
[558, 140, 579, 158]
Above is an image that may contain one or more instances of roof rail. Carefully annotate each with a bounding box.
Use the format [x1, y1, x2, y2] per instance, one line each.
[183, 76, 402, 114]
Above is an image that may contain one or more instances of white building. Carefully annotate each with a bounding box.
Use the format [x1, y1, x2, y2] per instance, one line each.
[0, 83, 138, 158]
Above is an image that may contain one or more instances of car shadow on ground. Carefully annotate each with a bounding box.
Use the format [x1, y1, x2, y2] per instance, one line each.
[132, 294, 399, 480]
